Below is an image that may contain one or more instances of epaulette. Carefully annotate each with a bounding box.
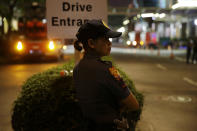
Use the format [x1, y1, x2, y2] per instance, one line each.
[98, 60, 112, 66]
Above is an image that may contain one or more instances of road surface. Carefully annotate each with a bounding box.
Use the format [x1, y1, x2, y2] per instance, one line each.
[0, 49, 197, 131]
[112, 53, 197, 131]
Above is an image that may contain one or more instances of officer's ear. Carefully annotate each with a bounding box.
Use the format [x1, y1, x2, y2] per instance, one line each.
[87, 39, 95, 49]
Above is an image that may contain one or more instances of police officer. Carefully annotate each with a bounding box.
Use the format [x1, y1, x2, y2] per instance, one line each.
[73, 19, 139, 131]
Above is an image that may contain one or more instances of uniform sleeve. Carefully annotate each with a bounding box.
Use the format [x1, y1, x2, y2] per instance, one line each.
[104, 65, 130, 100]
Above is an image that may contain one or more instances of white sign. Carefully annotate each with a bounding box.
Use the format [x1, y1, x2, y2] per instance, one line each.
[46, 0, 108, 39]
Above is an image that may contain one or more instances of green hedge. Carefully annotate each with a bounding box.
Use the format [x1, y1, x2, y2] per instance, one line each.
[11, 57, 144, 131]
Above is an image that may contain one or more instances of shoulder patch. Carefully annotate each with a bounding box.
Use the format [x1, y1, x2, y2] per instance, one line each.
[109, 66, 127, 88]
[109, 66, 121, 80]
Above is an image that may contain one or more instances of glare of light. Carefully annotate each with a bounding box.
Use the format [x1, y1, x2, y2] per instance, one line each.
[172, 3, 179, 9]
[133, 17, 137, 20]
[16, 41, 23, 51]
[159, 13, 166, 18]
[42, 19, 47, 24]
[109, 38, 112, 42]
[3, 17, 6, 22]
[132, 41, 137, 46]
[194, 19, 197, 26]
[172, 0, 197, 9]
[123, 19, 129, 25]
[126, 40, 131, 45]
[63, 45, 67, 50]
[141, 13, 154, 18]
[49, 41, 55, 50]
[155, 13, 159, 17]
[140, 41, 144, 46]
[3, 17, 8, 33]
[12, 19, 18, 30]
[141, 13, 166, 18]
[117, 27, 125, 33]
[137, 14, 141, 18]
[0, 16, 2, 26]
[32, 2, 38, 6]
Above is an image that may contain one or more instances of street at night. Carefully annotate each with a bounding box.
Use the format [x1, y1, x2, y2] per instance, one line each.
[0, 58, 69, 131]
[1, 0, 197, 130]
[0, 50, 197, 131]
[112, 52, 197, 131]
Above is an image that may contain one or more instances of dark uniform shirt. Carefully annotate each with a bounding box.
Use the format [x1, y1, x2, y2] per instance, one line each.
[73, 53, 130, 125]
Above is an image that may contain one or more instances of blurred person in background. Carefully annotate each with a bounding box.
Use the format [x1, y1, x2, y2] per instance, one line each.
[192, 39, 197, 64]
[186, 39, 193, 64]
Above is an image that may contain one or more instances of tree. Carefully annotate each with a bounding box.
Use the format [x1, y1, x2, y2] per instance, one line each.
[0, 0, 46, 35]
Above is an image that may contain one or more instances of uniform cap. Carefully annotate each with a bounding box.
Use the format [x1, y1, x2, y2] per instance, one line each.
[76, 19, 122, 42]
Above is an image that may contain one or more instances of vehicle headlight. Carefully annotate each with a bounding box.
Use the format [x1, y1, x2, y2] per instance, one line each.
[16, 41, 23, 51]
[63, 45, 67, 50]
[48, 41, 55, 50]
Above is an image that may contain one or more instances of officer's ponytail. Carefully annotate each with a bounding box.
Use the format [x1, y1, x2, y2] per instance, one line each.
[74, 40, 83, 51]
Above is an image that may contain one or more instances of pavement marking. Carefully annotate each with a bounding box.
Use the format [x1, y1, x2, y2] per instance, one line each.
[162, 95, 192, 103]
[175, 57, 185, 62]
[156, 64, 167, 70]
[149, 123, 154, 131]
[183, 77, 197, 87]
